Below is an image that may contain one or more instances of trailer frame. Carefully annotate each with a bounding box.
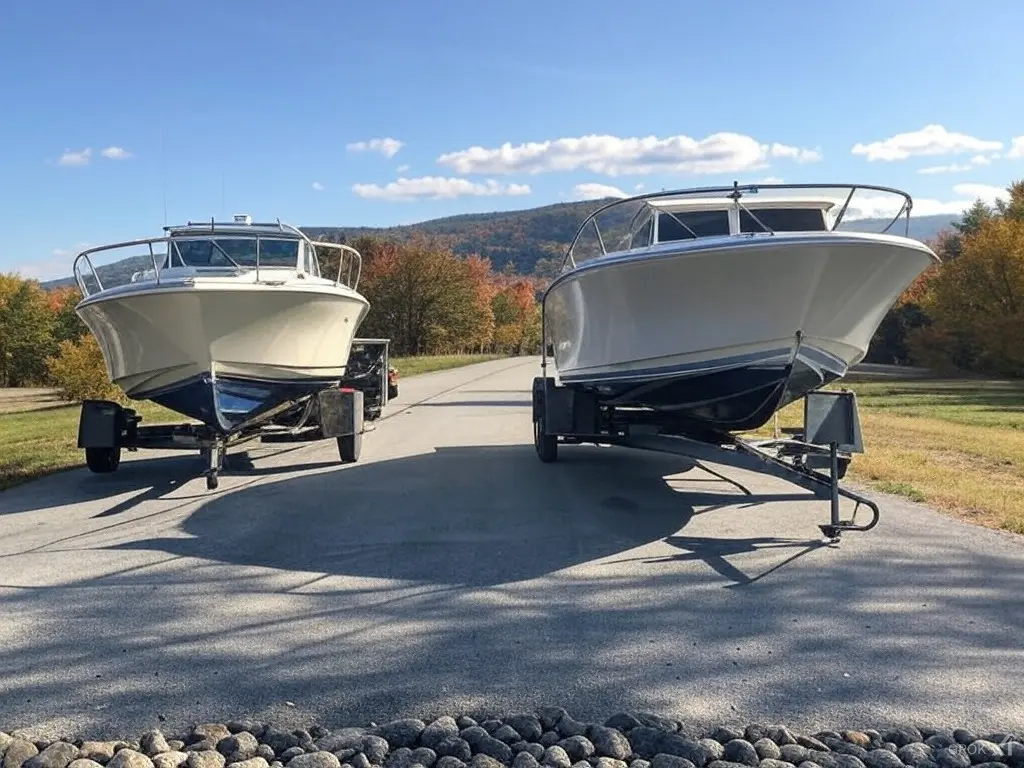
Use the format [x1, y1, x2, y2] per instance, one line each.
[77, 385, 366, 490]
[531, 375, 880, 542]
[75, 337, 403, 489]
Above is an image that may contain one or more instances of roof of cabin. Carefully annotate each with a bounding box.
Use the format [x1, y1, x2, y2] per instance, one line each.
[645, 196, 838, 213]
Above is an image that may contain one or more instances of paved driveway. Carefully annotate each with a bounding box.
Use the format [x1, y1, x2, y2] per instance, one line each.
[0, 357, 1021, 740]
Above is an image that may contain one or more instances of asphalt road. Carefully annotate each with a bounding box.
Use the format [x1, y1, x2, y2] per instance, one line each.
[1, 356, 1022, 741]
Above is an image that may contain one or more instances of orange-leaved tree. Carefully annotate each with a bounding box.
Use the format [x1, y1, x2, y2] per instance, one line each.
[908, 194, 1024, 376]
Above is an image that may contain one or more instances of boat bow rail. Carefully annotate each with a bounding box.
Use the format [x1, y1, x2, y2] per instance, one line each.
[72, 218, 363, 298]
[560, 181, 916, 272]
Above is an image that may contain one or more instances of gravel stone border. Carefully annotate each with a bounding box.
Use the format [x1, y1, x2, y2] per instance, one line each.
[2, 711, 1022, 768]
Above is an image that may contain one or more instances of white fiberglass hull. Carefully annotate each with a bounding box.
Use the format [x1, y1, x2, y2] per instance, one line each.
[544, 231, 937, 431]
[76, 276, 370, 431]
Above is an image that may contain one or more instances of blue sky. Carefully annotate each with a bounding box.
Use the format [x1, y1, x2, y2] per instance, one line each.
[2, 0, 1023, 280]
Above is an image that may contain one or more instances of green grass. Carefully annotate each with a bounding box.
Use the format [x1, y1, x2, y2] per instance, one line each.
[390, 353, 506, 377]
[747, 376, 1024, 534]
[0, 353, 507, 492]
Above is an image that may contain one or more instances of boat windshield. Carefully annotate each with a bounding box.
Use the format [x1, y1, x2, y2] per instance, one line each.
[561, 183, 916, 271]
[170, 237, 300, 269]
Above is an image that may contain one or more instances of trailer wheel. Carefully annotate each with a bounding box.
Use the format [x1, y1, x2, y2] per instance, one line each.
[85, 446, 121, 474]
[534, 412, 558, 463]
[337, 433, 361, 463]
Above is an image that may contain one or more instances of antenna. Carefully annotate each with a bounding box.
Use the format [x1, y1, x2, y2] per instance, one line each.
[160, 123, 167, 227]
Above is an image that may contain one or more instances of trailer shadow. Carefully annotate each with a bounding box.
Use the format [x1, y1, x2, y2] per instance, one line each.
[0, 443, 339, 517]
[112, 444, 722, 588]
[103, 443, 821, 589]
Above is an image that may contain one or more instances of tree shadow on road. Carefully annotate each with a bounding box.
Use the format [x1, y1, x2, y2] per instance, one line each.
[2, 443, 1024, 741]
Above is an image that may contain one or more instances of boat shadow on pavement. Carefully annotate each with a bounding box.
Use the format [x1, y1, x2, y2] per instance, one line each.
[104, 442, 831, 589]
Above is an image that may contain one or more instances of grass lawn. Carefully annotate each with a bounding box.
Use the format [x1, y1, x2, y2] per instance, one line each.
[744, 375, 1024, 535]
[0, 353, 507, 492]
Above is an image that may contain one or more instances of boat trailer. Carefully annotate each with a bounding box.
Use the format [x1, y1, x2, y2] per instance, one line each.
[531, 376, 880, 542]
[74, 339, 395, 491]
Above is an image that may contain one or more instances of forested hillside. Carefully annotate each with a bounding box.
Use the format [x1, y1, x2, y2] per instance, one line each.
[40, 199, 959, 289]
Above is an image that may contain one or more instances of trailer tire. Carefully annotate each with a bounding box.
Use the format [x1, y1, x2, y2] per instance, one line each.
[85, 446, 121, 474]
[338, 433, 361, 463]
[534, 413, 558, 463]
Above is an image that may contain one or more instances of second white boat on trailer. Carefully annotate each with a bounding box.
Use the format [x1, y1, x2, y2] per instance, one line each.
[73, 215, 370, 435]
[542, 182, 940, 433]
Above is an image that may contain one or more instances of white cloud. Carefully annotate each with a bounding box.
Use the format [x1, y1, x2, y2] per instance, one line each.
[758, 176, 785, 184]
[634, 183, 645, 191]
[436, 132, 821, 177]
[767, 143, 821, 163]
[917, 164, 973, 175]
[918, 153, 995, 174]
[13, 243, 90, 281]
[851, 125, 1003, 162]
[101, 146, 131, 160]
[346, 137, 404, 158]
[572, 183, 628, 200]
[1008, 136, 1024, 159]
[844, 182, 1009, 221]
[311, 181, 325, 191]
[396, 164, 410, 173]
[57, 148, 92, 167]
[351, 176, 531, 201]
[954, 183, 1009, 203]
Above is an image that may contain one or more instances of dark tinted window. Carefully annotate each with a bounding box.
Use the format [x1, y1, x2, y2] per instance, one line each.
[739, 207, 827, 233]
[657, 210, 730, 241]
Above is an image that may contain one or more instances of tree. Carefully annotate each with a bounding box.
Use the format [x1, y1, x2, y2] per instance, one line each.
[46, 334, 121, 402]
[0, 274, 56, 387]
[46, 286, 87, 344]
[355, 237, 491, 356]
[908, 213, 1024, 377]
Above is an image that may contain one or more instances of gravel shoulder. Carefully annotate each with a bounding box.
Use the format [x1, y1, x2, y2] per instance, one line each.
[0, 357, 1022, 741]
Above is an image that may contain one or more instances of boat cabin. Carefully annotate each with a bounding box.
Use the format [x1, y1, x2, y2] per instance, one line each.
[632, 196, 838, 248]
[160, 216, 324, 277]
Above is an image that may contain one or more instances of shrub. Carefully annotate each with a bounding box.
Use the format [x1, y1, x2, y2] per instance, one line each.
[45, 334, 123, 402]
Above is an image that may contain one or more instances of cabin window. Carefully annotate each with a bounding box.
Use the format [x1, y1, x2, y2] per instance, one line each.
[657, 210, 730, 241]
[739, 207, 827, 233]
[172, 237, 300, 268]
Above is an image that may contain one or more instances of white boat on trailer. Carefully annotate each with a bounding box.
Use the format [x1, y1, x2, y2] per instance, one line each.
[72, 215, 373, 489]
[532, 181, 940, 540]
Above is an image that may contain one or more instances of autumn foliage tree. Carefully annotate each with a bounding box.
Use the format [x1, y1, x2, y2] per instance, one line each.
[907, 197, 1024, 376]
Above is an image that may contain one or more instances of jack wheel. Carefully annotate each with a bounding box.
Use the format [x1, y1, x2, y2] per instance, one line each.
[206, 472, 219, 490]
[534, 414, 558, 463]
[85, 446, 121, 473]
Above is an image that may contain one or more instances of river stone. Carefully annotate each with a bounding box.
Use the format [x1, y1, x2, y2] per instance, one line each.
[26, 743, 79, 768]
[5, 740, 40, 768]
[109, 753, 154, 768]
[542, 748, 571, 768]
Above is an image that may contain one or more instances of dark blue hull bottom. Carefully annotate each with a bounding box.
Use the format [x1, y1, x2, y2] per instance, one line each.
[142, 373, 340, 434]
[558, 346, 848, 433]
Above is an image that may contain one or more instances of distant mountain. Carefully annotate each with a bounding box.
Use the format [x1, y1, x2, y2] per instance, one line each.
[307, 202, 959, 276]
[38, 200, 961, 290]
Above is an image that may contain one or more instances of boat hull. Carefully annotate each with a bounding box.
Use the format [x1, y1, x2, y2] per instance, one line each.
[76, 281, 370, 432]
[544, 231, 937, 432]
